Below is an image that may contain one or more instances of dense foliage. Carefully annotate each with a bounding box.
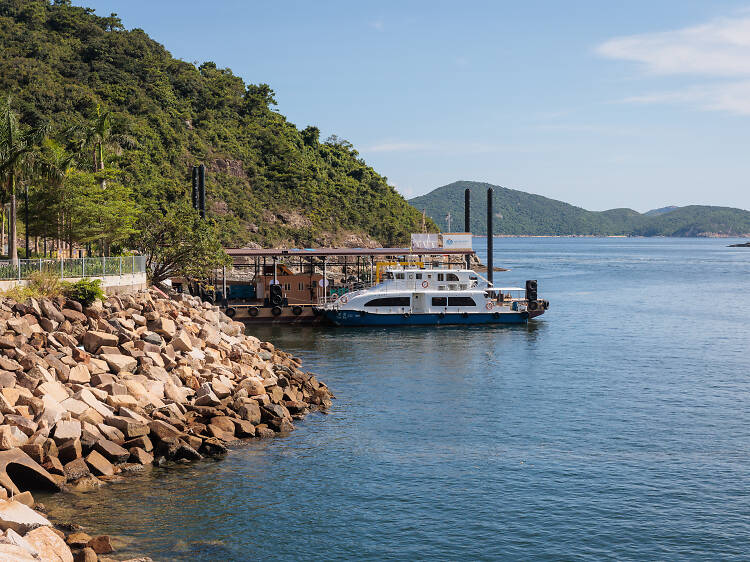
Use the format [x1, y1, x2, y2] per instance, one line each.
[410, 181, 750, 237]
[0, 0, 433, 248]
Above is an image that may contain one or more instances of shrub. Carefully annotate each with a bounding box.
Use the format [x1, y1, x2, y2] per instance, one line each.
[65, 278, 105, 307]
[1, 271, 67, 302]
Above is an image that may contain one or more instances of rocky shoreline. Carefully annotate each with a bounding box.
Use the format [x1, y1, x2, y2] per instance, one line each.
[0, 288, 333, 561]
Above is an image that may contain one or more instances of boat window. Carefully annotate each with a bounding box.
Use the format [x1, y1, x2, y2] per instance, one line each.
[432, 297, 447, 306]
[364, 297, 411, 307]
[446, 273, 459, 281]
[427, 274, 432, 279]
[448, 296, 476, 307]
[469, 275, 478, 281]
[396, 273, 405, 280]
[385, 272, 394, 280]
[437, 273, 444, 281]
[415, 273, 422, 280]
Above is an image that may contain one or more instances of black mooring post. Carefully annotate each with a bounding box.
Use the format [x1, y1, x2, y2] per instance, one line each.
[191, 166, 199, 210]
[198, 164, 206, 219]
[465, 188, 471, 269]
[487, 187, 493, 287]
[464, 188, 470, 232]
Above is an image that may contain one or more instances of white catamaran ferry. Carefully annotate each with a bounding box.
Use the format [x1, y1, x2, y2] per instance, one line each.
[320, 267, 548, 326]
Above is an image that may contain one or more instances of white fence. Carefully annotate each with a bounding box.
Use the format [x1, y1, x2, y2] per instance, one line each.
[0, 255, 146, 281]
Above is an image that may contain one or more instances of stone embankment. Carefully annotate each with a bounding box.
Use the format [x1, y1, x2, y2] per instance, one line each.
[0, 288, 333, 561]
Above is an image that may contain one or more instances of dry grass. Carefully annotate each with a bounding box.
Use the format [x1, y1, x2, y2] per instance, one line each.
[2, 271, 67, 302]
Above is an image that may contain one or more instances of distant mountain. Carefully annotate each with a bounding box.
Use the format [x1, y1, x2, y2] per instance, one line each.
[408, 181, 750, 237]
[644, 206, 680, 216]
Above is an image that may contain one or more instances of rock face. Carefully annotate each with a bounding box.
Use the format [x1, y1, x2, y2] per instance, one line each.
[0, 288, 332, 497]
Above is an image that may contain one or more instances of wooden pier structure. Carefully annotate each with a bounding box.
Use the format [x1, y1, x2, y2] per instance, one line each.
[197, 246, 477, 324]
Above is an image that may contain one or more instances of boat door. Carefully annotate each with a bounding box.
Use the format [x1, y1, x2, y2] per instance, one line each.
[412, 293, 427, 314]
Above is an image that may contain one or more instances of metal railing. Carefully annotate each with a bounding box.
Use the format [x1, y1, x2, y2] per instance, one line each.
[0, 255, 146, 281]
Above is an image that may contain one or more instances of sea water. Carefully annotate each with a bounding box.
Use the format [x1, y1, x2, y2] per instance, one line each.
[40, 238, 750, 560]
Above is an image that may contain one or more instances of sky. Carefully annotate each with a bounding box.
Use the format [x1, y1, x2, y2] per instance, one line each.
[76, 0, 750, 211]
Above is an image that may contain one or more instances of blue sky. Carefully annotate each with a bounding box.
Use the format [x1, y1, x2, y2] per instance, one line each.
[77, 0, 750, 211]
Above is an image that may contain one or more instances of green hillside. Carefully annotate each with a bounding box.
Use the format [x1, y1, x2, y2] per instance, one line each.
[409, 181, 750, 237]
[0, 0, 435, 248]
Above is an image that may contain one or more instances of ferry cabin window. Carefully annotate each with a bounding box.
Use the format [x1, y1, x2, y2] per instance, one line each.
[364, 297, 411, 307]
[385, 272, 394, 280]
[446, 273, 459, 281]
[438, 273, 444, 281]
[448, 296, 476, 307]
[283, 283, 291, 291]
[396, 273, 405, 280]
[415, 273, 422, 280]
[432, 297, 447, 306]
[298, 283, 304, 291]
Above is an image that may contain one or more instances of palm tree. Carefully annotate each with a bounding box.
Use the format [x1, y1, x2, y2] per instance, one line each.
[0, 97, 49, 265]
[74, 106, 135, 187]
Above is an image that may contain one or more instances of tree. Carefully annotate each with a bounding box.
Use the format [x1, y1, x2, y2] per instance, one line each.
[73, 106, 135, 187]
[130, 200, 230, 287]
[0, 96, 49, 264]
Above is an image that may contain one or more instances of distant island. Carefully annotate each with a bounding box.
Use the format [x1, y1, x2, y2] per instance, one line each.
[409, 181, 750, 237]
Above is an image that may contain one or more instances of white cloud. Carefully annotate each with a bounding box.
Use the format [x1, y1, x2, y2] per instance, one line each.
[598, 15, 750, 115]
[369, 19, 384, 32]
[624, 80, 750, 115]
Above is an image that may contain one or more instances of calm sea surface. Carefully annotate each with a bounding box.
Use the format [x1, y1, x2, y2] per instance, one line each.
[41, 238, 750, 560]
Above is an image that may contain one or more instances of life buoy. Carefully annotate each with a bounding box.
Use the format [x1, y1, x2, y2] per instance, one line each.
[225, 307, 236, 318]
[248, 306, 259, 317]
[292, 306, 303, 316]
[340, 295, 348, 304]
[485, 302, 494, 310]
[421, 281, 429, 288]
[271, 306, 283, 316]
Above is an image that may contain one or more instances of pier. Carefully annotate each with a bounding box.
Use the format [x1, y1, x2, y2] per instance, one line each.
[195, 245, 476, 324]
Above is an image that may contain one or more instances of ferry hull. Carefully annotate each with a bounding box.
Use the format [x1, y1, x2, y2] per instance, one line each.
[324, 310, 532, 326]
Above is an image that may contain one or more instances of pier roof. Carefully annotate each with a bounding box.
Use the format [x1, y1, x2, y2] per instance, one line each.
[225, 247, 475, 258]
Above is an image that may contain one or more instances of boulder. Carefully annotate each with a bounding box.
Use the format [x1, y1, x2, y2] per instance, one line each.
[65, 531, 92, 549]
[52, 420, 81, 444]
[100, 354, 137, 374]
[93, 439, 130, 463]
[40, 300, 65, 323]
[67, 364, 91, 385]
[74, 547, 97, 562]
[24, 525, 74, 562]
[7, 318, 31, 338]
[0, 499, 50, 533]
[0, 426, 25, 450]
[149, 317, 176, 338]
[63, 458, 90, 481]
[2, 528, 38, 558]
[129, 447, 153, 465]
[84, 450, 114, 476]
[0, 542, 36, 560]
[105, 416, 148, 439]
[82, 331, 119, 354]
[87, 534, 114, 555]
[61, 309, 86, 324]
[170, 331, 193, 352]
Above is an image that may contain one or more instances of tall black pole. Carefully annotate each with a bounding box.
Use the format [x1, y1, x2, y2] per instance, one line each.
[464, 188, 471, 232]
[465, 188, 471, 269]
[198, 164, 206, 219]
[24, 185, 28, 258]
[191, 166, 199, 210]
[487, 187, 493, 287]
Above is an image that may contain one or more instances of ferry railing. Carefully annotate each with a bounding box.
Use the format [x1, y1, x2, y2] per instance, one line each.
[0, 255, 146, 281]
